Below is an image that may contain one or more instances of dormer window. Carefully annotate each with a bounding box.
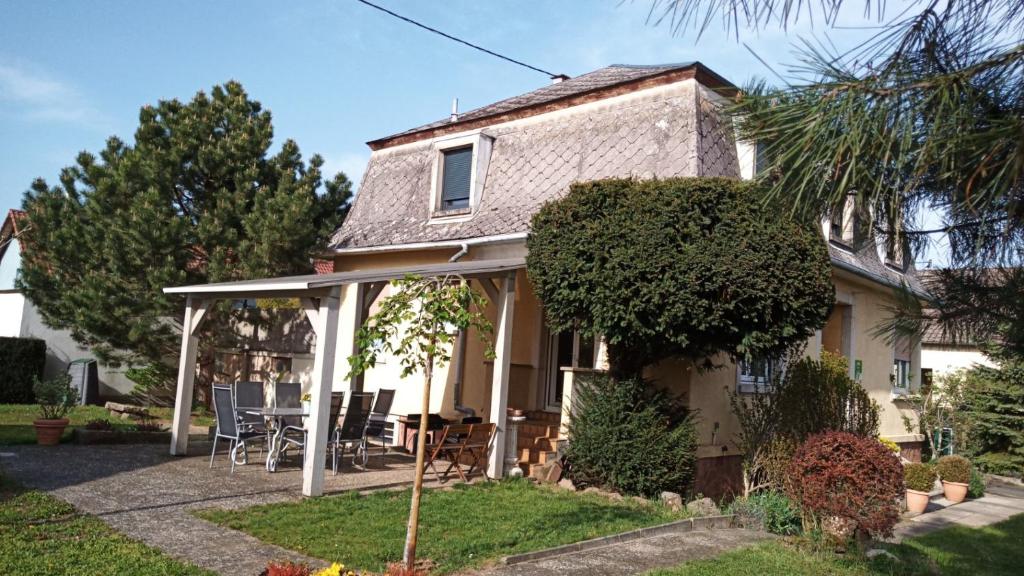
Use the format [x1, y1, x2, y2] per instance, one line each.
[428, 133, 493, 221]
[828, 194, 856, 247]
[440, 146, 473, 211]
[885, 237, 905, 270]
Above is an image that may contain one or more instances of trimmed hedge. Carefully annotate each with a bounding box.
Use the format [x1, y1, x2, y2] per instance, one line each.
[0, 337, 47, 403]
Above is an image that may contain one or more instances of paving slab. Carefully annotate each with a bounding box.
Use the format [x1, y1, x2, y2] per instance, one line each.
[0, 442, 423, 576]
[475, 528, 770, 576]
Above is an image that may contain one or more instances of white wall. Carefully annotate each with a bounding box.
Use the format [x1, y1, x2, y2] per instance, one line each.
[0, 292, 26, 337]
[18, 298, 137, 397]
[922, 345, 995, 378]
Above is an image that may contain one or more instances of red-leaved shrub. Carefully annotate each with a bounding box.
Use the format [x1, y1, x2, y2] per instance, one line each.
[262, 561, 311, 576]
[785, 431, 903, 538]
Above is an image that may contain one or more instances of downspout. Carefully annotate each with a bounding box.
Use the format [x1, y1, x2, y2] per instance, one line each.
[449, 243, 475, 418]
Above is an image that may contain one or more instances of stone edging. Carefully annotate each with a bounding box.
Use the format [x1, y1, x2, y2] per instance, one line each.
[501, 514, 737, 565]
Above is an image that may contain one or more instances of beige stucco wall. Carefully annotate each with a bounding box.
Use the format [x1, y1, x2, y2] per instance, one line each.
[333, 242, 923, 451]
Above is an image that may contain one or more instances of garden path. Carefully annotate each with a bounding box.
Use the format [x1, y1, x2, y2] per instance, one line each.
[0, 442, 423, 576]
[475, 527, 770, 576]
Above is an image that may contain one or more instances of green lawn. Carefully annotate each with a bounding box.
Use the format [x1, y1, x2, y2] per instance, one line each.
[647, 513, 1024, 576]
[0, 403, 214, 445]
[195, 479, 683, 574]
[0, 475, 213, 576]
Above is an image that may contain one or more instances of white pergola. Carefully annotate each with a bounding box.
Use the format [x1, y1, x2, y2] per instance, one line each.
[163, 257, 525, 496]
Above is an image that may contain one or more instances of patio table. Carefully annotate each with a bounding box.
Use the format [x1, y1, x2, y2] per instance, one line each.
[246, 407, 308, 472]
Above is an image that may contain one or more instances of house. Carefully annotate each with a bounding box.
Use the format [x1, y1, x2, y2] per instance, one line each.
[164, 62, 927, 497]
[0, 208, 137, 397]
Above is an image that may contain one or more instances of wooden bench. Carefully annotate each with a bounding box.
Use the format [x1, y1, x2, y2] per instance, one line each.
[423, 422, 496, 483]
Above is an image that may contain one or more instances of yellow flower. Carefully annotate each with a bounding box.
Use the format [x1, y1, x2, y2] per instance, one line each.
[313, 562, 344, 576]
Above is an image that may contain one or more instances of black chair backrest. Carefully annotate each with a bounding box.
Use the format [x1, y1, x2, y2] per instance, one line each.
[372, 389, 396, 416]
[328, 391, 346, 429]
[275, 382, 302, 408]
[213, 385, 238, 438]
[337, 392, 374, 441]
[234, 381, 265, 410]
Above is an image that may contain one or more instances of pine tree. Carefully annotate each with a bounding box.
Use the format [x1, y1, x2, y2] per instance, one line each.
[963, 347, 1024, 475]
[650, 0, 1024, 353]
[17, 82, 351, 399]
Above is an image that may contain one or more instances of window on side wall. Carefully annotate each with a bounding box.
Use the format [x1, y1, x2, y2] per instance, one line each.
[892, 334, 912, 391]
[738, 357, 775, 393]
[438, 146, 473, 212]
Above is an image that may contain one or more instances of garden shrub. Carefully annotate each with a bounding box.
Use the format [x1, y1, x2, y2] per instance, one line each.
[565, 372, 697, 497]
[786, 431, 903, 538]
[527, 177, 834, 377]
[263, 562, 311, 576]
[961, 352, 1024, 475]
[727, 491, 802, 535]
[968, 465, 986, 498]
[936, 455, 971, 484]
[775, 352, 880, 441]
[878, 437, 901, 455]
[904, 463, 937, 492]
[0, 336, 47, 404]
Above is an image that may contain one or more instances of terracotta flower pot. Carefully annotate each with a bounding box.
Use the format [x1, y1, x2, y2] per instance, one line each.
[906, 489, 931, 514]
[942, 480, 969, 503]
[33, 418, 69, 445]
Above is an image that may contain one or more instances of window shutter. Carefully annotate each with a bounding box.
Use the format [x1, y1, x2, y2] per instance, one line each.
[441, 147, 473, 210]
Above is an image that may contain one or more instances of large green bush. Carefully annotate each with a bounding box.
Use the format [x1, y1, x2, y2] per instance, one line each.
[0, 337, 47, 404]
[527, 177, 834, 378]
[961, 350, 1024, 476]
[565, 373, 697, 497]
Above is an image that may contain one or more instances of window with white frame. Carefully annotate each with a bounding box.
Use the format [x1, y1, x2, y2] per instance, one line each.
[892, 334, 912, 390]
[439, 146, 473, 211]
[738, 356, 775, 393]
[429, 133, 493, 219]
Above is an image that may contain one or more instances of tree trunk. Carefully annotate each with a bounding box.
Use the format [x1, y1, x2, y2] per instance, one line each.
[403, 335, 436, 570]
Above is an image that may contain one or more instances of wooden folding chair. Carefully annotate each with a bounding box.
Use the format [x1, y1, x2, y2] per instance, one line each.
[424, 423, 496, 483]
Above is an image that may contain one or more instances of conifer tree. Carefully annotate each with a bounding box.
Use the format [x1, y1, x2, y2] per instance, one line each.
[17, 82, 351, 399]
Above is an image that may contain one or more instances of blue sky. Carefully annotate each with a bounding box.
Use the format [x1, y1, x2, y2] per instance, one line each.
[3, 1, 940, 262]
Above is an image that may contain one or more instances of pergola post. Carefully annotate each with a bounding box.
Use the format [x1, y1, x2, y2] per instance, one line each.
[302, 286, 343, 497]
[487, 272, 516, 478]
[170, 296, 209, 456]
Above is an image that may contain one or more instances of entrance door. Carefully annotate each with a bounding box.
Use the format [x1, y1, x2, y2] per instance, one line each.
[545, 331, 597, 410]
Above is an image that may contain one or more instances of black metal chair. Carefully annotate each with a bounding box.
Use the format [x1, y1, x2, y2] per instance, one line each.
[363, 389, 396, 459]
[210, 385, 265, 473]
[330, 391, 374, 474]
[233, 381, 267, 438]
[274, 382, 306, 459]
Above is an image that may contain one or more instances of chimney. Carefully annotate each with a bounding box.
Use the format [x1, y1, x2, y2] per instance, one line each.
[450, 98, 459, 122]
[550, 74, 570, 84]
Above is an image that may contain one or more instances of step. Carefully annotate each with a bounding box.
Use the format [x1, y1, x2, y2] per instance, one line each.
[524, 410, 561, 424]
[517, 436, 556, 451]
[519, 423, 559, 439]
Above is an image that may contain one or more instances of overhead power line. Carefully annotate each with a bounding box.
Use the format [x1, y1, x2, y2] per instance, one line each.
[353, 0, 559, 78]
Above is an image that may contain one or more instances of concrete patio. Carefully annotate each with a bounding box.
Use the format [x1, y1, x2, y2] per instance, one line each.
[0, 441, 425, 576]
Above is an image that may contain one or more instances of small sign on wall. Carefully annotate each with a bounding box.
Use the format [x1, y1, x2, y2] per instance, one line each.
[854, 359, 863, 381]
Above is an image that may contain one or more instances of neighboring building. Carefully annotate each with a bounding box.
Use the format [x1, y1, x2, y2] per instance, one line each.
[166, 62, 929, 497]
[920, 318, 995, 384]
[0, 209, 137, 397]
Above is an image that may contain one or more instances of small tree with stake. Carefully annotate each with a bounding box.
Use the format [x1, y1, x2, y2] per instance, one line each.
[347, 274, 494, 573]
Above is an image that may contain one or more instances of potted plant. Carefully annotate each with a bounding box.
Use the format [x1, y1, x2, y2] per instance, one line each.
[936, 455, 971, 503]
[903, 462, 936, 513]
[33, 374, 79, 445]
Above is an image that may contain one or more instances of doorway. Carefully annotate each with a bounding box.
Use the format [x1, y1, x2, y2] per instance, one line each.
[545, 330, 597, 410]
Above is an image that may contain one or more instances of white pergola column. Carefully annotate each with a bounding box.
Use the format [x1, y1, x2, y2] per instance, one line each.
[170, 296, 209, 456]
[487, 272, 516, 478]
[302, 286, 343, 497]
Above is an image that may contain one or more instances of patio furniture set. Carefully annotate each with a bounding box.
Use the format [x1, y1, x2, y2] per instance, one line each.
[209, 382, 497, 483]
[209, 382, 395, 474]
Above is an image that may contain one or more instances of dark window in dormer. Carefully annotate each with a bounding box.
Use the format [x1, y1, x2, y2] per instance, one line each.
[440, 146, 473, 211]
